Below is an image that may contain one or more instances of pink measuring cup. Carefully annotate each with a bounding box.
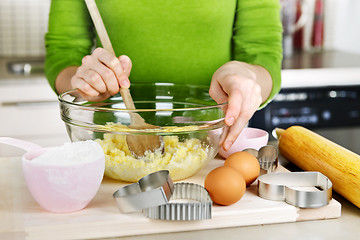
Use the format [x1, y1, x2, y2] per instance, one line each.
[0, 137, 105, 213]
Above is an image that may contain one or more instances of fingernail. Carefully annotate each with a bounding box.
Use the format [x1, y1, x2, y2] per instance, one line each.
[226, 117, 235, 126]
[89, 91, 100, 97]
[121, 79, 130, 89]
[224, 141, 232, 151]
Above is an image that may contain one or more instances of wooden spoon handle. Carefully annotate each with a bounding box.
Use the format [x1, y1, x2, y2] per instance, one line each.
[120, 88, 136, 110]
[84, 0, 135, 109]
[84, 0, 115, 55]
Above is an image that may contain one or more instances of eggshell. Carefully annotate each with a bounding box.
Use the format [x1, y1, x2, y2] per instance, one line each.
[224, 151, 260, 186]
[204, 166, 246, 206]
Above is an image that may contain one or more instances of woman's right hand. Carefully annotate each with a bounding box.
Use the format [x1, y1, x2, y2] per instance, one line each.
[71, 47, 132, 101]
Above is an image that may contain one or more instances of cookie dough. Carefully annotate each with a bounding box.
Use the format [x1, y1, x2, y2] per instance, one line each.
[96, 124, 212, 182]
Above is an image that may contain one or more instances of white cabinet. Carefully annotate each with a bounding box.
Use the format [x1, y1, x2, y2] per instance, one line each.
[0, 78, 70, 157]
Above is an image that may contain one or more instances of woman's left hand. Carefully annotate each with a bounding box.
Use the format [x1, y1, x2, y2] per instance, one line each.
[209, 61, 264, 151]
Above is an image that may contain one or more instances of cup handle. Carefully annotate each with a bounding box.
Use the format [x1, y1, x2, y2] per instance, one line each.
[0, 137, 42, 152]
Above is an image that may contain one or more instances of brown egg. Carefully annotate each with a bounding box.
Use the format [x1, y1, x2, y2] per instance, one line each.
[204, 166, 246, 206]
[224, 151, 260, 186]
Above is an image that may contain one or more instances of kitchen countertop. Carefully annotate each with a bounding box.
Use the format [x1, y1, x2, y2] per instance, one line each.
[0, 57, 46, 86]
[1, 51, 360, 239]
[121, 194, 359, 240]
[1, 50, 360, 85]
[282, 50, 360, 69]
[280, 50, 360, 89]
[1, 50, 359, 76]
[114, 153, 360, 240]
[0, 153, 359, 240]
[281, 67, 360, 88]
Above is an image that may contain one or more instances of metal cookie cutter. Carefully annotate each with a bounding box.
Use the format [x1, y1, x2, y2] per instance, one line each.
[113, 170, 174, 213]
[244, 145, 278, 172]
[257, 172, 332, 208]
[143, 182, 212, 221]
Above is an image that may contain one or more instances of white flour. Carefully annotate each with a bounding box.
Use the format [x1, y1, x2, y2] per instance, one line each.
[32, 140, 104, 165]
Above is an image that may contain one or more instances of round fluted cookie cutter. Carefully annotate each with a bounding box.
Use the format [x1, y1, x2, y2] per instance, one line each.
[143, 182, 212, 221]
[113, 170, 174, 213]
[257, 171, 332, 208]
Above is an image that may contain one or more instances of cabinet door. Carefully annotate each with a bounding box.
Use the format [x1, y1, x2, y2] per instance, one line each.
[0, 80, 69, 157]
[0, 101, 66, 136]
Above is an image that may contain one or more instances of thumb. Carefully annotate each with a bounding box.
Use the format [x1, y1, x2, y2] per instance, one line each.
[119, 55, 133, 76]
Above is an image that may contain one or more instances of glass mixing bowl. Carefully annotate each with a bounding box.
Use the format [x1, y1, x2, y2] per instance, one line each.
[59, 83, 226, 182]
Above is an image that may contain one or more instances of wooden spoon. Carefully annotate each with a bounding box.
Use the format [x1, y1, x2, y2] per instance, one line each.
[85, 0, 161, 157]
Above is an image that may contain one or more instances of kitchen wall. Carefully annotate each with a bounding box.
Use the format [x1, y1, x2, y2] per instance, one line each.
[324, 0, 360, 54]
[0, 0, 50, 57]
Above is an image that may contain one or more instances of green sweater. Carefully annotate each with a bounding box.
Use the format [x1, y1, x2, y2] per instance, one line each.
[45, 0, 282, 105]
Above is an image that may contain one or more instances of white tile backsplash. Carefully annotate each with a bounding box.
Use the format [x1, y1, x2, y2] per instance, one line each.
[0, 0, 50, 57]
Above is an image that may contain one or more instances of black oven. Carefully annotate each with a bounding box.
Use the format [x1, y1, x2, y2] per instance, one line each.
[249, 85, 360, 154]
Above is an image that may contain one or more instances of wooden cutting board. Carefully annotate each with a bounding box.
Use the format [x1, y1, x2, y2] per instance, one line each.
[0, 156, 341, 240]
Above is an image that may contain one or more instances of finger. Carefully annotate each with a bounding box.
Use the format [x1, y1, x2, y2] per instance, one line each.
[118, 55, 132, 89]
[82, 92, 111, 102]
[253, 84, 263, 108]
[209, 82, 230, 121]
[241, 83, 262, 117]
[92, 48, 126, 84]
[119, 55, 133, 76]
[225, 87, 242, 127]
[226, 77, 262, 126]
[80, 55, 108, 93]
[77, 89, 111, 102]
[78, 68, 107, 94]
[219, 126, 229, 146]
[222, 115, 248, 151]
[209, 81, 228, 104]
[71, 77, 99, 97]
[88, 62, 119, 96]
[83, 52, 123, 94]
[222, 91, 259, 151]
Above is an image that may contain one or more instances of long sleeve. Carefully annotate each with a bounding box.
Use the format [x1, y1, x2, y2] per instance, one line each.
[44, 0, 283, 99]
[44, 0, 94, 94]
[232, 0, 283, 107]
[44, 0, 237, 91]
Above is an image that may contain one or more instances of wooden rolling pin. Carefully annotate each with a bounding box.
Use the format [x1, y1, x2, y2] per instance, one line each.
[276, 126, 360, 208]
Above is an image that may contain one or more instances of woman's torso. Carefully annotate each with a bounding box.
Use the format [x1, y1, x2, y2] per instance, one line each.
[96, 0, 237, 85]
